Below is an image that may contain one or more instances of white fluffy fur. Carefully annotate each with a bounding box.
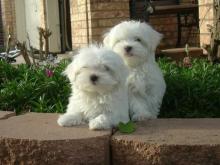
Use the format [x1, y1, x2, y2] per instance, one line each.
[103, 21, 166, 121]
[57, 45, 129, 130]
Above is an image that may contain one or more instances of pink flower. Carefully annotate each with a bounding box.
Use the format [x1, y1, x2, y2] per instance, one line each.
[183, 57, 192, 68]
[45, 69, 54, 77]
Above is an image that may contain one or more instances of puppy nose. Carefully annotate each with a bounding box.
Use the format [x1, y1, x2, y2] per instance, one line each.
[125, 46, 132, 52]
[90, 74, 98, 82]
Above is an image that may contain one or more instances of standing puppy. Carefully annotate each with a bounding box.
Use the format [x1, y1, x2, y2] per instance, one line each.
[103, 21, 166, 121]
[57, 45, 129, 130]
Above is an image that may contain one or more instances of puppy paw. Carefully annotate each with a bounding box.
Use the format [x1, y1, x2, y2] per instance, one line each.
[89, 115, 111, 130]
[131, 113, 156, 122]
[57, 113, 83, 127]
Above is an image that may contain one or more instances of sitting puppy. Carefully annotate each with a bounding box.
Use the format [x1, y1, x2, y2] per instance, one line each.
[57, 45, 129, 130]
[103, 21, 166, 121]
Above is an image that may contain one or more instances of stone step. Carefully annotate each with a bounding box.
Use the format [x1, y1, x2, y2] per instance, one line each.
[1, 113, 220, 165]
[0, 111, 15, 120]
[160, 47, 205, 62]
[0, 113, 111, 165]
[112, 119, 220, 165]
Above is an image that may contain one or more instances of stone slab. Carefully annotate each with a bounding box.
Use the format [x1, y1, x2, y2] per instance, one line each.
[0, 113, 111, 165]
[0, 111, 16, 120]
[161, 47, 204, 62]
[112, 119, 220, 165]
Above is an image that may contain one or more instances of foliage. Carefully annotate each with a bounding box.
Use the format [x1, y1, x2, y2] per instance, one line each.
[118, 121, 136, 133]
[1, 58, 220, 118]
[158, 58, 220, 118]
[0, 60, 70, 114]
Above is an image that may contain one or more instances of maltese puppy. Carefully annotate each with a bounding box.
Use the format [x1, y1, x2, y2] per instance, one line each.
[57, 45, 129, 130]
[103, 21, 166, 121]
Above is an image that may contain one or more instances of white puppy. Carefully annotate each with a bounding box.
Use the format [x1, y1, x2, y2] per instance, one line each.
[103, 21, 166, 121]
[57, 45, 129, 130]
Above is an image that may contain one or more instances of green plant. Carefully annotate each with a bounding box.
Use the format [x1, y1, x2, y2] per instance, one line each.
[0, 60, 71, 114]
[158, 58, 220, 118]
[1, 58, 220, 118]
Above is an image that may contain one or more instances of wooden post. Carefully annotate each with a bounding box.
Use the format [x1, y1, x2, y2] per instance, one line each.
[210, 0, 220, 61]
[5, 26, 12, 55]
[42, 28, 52, 59]
[38, 27, 44, 61]
[16, 41, 32, 66]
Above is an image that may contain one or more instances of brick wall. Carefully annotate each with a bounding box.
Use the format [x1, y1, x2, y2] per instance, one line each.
[0, 0, 16, 47]
[70, 0, 130, 49]
[199, 0, 214, 47]
[88, 0, 130, 43]
[70, 0, 202, 49]
[148, 0, 200, 49]
[70, 0, 89, 48]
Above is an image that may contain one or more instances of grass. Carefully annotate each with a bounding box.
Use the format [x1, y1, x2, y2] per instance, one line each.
[0, 58, 220, 117]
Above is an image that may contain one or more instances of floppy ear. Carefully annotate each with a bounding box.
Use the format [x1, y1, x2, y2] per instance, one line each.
[141, 23, 163, 52]
[150, 29, 163, 52]
[103, 32, 111, 48]
[62, 61, 75, 82]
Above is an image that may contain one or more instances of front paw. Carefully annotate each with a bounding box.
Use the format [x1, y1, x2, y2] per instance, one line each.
[57, 113, 82, 127]
[89, 115, 111, 130]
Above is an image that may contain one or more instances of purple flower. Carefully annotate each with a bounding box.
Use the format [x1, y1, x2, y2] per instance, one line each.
[45, 69, 54, 77]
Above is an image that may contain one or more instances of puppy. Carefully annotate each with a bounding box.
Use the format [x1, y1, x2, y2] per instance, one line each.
[57, 45, 129, 130]
[103, 21, 166, 121]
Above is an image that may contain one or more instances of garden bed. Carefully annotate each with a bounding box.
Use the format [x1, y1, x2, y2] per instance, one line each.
[0, 58, 220, 117]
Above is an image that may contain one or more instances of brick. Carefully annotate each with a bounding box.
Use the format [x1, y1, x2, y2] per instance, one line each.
[90, 27, 107, 36]
[0, 113, 111, 165]
[98, 18, 125, 27]
[112, 119, 220, 165]
[91, 10, 129, 19]
[90, 2, 129, 11]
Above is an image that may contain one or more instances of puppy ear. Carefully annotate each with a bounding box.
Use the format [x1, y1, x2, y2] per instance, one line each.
[150, 30, 163, 52]
[63, 62, 75, 82]
[103, 32, 111, 48]
[141, 23, 163, 52]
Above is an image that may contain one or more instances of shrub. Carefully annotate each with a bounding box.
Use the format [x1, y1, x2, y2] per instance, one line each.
[158, 58, 220, 118]
[0, 58, 220, 117]
[0, 60, 70, 114]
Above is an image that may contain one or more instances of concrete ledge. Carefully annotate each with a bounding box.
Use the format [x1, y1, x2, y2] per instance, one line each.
[0, 111, 16, 120]
[161, 47, 204, 62]
[1, 113, 220, 165]
[0, 113, 111, 165]
[111, 119, 220, 165]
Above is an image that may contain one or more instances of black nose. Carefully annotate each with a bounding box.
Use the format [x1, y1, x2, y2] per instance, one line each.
[90, 74, 98, 82]
[125, 46, 132, 52]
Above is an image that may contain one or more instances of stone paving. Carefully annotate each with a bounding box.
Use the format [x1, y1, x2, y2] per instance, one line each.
[1, 112, 220, 164]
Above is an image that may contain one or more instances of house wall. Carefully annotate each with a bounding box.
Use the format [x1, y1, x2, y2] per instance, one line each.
[70, 0, 90, 48]
[0, 0, 215, 51]
[0, 0, 16, 47]
[148, 0, 200, 49]
[70, 0, 130, 49]
[69, 0, 202, 49]
[198, 0, 214, 47]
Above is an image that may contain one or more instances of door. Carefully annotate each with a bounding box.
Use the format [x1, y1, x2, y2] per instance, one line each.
[15, 0, 61, 52]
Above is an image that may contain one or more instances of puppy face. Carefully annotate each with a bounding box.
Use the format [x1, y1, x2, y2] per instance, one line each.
[64, 45, 128, 94]
[103, 21, 162, 67]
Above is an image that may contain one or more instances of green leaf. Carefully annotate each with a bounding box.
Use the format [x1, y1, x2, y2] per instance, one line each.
[118, 121, 135, 134]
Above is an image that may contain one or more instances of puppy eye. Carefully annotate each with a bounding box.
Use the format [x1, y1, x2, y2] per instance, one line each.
[135, 38, 141, 42]
[104, 65, 110, 71]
